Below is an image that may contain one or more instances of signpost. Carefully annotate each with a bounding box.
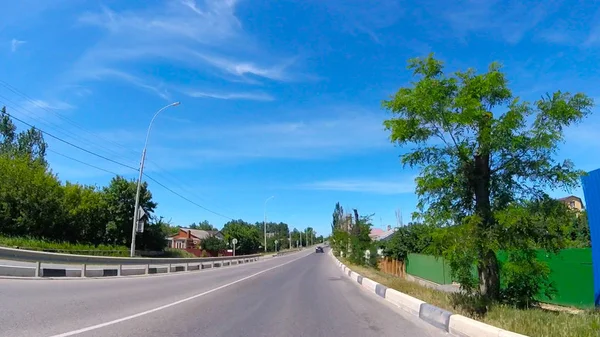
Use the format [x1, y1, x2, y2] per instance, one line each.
[232, 238, 238, 257]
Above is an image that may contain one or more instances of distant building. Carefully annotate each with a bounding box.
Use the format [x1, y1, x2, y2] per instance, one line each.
[558, 195, 585, 212]
[167, 228, 224, 249]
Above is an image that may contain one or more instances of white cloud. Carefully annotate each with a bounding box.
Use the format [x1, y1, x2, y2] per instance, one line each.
[94, 107, 389, 169]
[69, 0, 304, 99]
[22, 99, 74, 111]
[299, 178, 416, 194]
[185, 90, 274, 101]
[81, 68, 170, 100]
[10, 38, 26, 52]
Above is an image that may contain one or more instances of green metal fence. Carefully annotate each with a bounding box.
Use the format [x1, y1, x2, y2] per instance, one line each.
[406, 253, 454, 285]
[405, 248, 594, 308]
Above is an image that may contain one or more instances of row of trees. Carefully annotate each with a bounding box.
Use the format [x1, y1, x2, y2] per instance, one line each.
[0, 107, 167, 251]
[1, 107, 324, 255]
[330, 203, 378, 267]
[378, 54, 593, 308]
[178, 219, 323, 254]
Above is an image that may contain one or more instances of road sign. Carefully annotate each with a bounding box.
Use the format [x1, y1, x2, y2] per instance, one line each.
[274, 240, 278, 244]
[232, 238, 238, 245]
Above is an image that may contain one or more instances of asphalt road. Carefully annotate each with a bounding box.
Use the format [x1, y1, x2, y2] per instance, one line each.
[0, 248, 447, 337]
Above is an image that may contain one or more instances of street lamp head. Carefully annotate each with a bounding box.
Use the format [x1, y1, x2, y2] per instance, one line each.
[171, 101, 181, 107]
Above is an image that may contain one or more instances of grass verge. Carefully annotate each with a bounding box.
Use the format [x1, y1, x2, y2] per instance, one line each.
[0, 236, 129, 256]
[339, 258, 600, 337]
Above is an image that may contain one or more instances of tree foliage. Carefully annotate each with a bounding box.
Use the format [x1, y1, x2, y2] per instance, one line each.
[202, 234, 227, 253]
[0, 106, 164, 252]
[382, 54, 593, 301]
[222, 220, 261, 255]
[190, 220, 216, 231]
[383, 222, 435, 260]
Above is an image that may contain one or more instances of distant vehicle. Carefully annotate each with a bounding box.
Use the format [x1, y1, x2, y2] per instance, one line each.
[315, 246, 324, 253]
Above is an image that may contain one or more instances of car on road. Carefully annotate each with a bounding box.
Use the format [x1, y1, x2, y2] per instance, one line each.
[315, 246, 324, 253]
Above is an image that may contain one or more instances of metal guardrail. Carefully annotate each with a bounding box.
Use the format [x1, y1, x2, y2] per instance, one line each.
[0, 246, 261, 278]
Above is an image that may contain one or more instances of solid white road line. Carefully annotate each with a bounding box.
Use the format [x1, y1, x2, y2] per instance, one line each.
[48, 253, 310, 337]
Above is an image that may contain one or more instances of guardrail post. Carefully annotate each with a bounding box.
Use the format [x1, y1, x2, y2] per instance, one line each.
[81, 264, 87, 278]
[168, 264, 171, 273]
[118, 264, 122, 276]
[185, 263, 189, 271]
[145, 264, 149, 275]
[35, 261, 41, 277]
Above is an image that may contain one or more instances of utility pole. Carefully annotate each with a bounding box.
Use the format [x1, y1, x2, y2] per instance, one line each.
[263, 196, 274, 252]
[130, 102, 180, 257]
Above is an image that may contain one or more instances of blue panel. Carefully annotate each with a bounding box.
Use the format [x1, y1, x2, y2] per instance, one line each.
[581, 168, 600, 307]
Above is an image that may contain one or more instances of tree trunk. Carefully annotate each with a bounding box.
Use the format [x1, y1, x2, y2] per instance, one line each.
[478, 249, 500, 300]
[472, 153, 501, 301]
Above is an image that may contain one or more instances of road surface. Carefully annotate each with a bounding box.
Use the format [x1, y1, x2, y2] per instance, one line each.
[0, 248, 447, 337]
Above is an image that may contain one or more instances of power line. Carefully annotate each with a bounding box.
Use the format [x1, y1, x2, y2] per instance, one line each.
[1, 83, 215, 206]
[47, 148, 234, 221]
[143, 174, 234, 220]
[2, 109, 139, 171]
[47, 149, 122, 176]
[0, 80, 140, 157]
[0, 86, 236, 220]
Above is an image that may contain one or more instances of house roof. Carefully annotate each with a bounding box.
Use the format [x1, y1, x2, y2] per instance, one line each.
[175, 228, 222, 240]
[377, 228, 397, 241]
[370, 228, 385, 236]
[558, 195, 582, 202]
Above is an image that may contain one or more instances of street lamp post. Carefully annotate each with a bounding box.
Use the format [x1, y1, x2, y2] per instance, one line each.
[129, 102, 181, 257]
[263, 196, 275, 252]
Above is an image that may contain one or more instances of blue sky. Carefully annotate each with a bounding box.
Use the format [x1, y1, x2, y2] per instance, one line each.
[1, 0, 599, 237]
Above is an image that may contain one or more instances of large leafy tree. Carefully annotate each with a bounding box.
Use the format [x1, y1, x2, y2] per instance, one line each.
[0, 107, 47, 165]
[222, 219, 260, 255]
[0, 155, 63, 238]
[382, 54, 593, 300]
[102, 176, 157, 247]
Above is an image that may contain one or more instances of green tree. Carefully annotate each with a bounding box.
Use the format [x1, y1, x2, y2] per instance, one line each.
[137, 217, 170, 251]
[61, 183, 109, 244]
[202, 235, 227, 253]
[0, 107, 47, 165]
[192, 220, 216, 231]
[0, 154, 63, 239]
[102, 176, 157, 247]
[222, 219, 260, 255]
[382, 54, 593, 301]
[383, 222, 434, 261]
[0, 107, 17, 154]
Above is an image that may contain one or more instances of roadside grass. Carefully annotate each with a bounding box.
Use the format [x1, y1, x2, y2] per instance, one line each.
[161, 248, 196, 258]
[0, 236, 129, 256]
[340, 259, 600, 337]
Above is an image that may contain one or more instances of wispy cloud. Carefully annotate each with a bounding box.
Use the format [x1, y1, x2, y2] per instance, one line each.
[69, 0, 304, 100]
[186, 90, 274, 101]
[81, 68, 170, 100]
[299, 177, 416, 194]
[10, 38, 25, 52]
[97, 106, 389, 169]
[23, 99, 74, 111]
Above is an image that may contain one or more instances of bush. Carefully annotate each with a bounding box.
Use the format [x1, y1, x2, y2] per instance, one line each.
[500, 250, 555, 308]
[162, 248, 195, 258]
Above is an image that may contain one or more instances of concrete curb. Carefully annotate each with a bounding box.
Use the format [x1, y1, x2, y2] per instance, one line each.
[329, 251, 529, 337]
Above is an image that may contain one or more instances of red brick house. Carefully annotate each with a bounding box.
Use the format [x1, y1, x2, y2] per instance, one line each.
[167, 228, 225, 250]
